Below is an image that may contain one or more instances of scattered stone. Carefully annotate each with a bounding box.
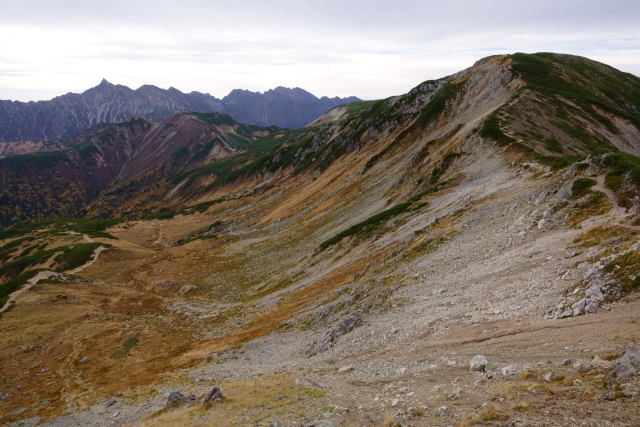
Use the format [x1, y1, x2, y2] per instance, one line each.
[306, 314, 363, 356]
[337, 365, 353, 373]
[391, 398, 400, 407]
[590, 356, 610, 369]
[435, 406, 449, 417]
[561, 358, 576, 367]
[501, 365, 520, 379]
[448, 387, 462, 400]
[470, 355, 489, 372]
[79, 356, 90, 364]
[543, 373, 555, 382]
[306, 421, 336, 427]
[105, 398, 118, 408]
[0, 392, 7, 401]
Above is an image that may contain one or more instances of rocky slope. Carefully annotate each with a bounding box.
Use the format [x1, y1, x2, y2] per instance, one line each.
[0, 81, 358, 144]
[0, 53, 639, 426]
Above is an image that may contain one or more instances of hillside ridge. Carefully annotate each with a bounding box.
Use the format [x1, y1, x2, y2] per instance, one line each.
[0, 52, 639, 426]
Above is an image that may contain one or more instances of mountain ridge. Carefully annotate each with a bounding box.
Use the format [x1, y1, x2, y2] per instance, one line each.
[0, 81, 359, 143]
[1, 52, 640, 425]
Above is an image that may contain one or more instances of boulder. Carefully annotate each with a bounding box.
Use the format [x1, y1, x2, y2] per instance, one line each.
[469, 355, 489, 372]
[202, 386, 224, 404]
[585, 285, 604, 301]
[166, 391, 187, 407]
[610, 348, 640, 379]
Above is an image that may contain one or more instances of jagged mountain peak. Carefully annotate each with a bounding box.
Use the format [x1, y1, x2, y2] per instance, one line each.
[0, 82, 359, 142]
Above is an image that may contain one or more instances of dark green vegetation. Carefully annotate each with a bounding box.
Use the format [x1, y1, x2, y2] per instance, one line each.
[53, 243, 102, 270]
[480, 53, 640, 188]
[318, 182, 450, 250]
[0, 219, 114, 308]
[0, 270, 41, 307]
[511, 53, 640, 129]
[571, 178, 597, 199]
[429, 152, 464, 183]
[544, 137, 564, 153]
[603, 152, 640, 208]
[319, 202, 415, 250]
[479, 111, 515, 145]
[0, 218, 120, 240]
[172, 126, 320, 189]
[146, 199, 228, 220]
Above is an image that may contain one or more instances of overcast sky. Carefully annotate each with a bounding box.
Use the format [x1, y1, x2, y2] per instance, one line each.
[1, 0, 639, 101]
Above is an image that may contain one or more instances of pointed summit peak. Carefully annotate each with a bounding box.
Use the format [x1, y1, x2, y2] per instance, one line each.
[98, 78, 113, 87]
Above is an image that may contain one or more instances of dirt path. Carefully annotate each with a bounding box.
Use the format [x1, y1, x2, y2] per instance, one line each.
[0, 234, 107, 313]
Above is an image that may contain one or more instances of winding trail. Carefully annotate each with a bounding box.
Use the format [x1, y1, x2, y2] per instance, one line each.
[0, 234, 107, 314]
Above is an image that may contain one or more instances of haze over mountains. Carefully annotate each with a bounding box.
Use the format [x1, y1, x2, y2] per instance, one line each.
[0, 80, 359, 143]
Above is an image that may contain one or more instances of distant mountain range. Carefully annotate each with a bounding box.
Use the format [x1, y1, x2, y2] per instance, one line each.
[0, 80, 359, 142]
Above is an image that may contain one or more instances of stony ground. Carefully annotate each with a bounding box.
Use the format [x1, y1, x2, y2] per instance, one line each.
[2, 140, 637, 427]
[2, 55, 640, 426]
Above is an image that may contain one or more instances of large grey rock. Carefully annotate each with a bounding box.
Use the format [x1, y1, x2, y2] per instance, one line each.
[586, 285, 604, 301]
[469, 355, 489, 372]
[610, 348, 640, 379]
[166, 391, 195, 407]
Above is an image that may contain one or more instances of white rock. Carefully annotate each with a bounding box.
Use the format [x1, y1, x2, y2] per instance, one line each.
[586, 285, 604, 301]
[337, 365, 353, 373]
[469, 355, 489, 372]
[500, 365, 520, 379]
[435, 406, 449, 417]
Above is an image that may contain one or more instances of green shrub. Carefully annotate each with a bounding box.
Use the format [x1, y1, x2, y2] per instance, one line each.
[53, 243, 102, 270]
[571, 178, 596, 199]
[479, 110, 515, 145]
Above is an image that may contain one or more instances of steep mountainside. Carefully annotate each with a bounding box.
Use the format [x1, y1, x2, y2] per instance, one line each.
[0, 113, 276, 226]
[1, 53, 640, 426]
[0, 82, 358, 144]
